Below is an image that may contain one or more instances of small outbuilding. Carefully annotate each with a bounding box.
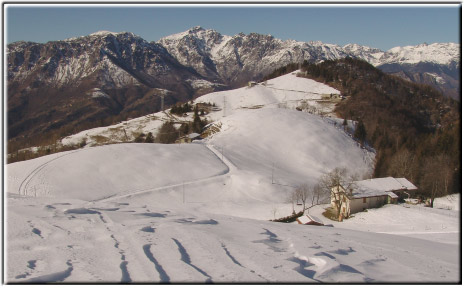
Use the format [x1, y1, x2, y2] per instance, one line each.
[297, 215, 324, 226]
[176, 133, 202, 144]
[321, 93, 341, 100]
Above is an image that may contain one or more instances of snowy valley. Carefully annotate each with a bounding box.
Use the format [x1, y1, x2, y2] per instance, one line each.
[5, 72, 460, 283]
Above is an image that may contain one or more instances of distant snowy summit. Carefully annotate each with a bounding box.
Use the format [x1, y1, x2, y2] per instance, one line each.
[158, 26, 459, 67]
[63, 30, 141, 42]
[89, 30, 119, 36]
[381, 42, 459, 66]
[343, 42, 459, 67]
[157, 26, 459, 98]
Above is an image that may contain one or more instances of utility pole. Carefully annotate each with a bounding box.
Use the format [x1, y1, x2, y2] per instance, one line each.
[160, 94, 165, 112]
[223, 95, 226, 117]
[182, 182, 185, 204]
[123, 128, 129, 142]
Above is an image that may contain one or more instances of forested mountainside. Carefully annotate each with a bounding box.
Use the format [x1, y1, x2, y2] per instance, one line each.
[265, 58, 459, 198]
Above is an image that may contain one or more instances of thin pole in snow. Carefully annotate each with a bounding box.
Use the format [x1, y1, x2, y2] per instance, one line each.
[223, 95, 226, 117]
[160, 95, 165, 112]
[272, 162, 275, 184]
[183, 182, 185, 204]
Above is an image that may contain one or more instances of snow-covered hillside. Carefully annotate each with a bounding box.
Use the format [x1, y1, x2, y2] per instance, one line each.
[5, 72, 459, 283]
[61, 71, 342, 147]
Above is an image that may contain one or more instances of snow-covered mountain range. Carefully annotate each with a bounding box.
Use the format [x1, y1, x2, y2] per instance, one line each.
[8, 26, 459, 92]
[157, 27, 459, 95]
[6, 27, 459, 144]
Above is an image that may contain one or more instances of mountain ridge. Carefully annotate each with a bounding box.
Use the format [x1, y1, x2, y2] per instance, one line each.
[156, 27, 459, 96]
[7, 26, 459, 149]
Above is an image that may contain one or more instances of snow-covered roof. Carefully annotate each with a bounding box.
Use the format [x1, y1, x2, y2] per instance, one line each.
[349, 186, 391, 199]
[297, 215, 324, 225]
[297, 215, 312, 224]
[395, 178, 418, 190]
[187, 133, 201, 139]
[386, 192, 399, 199]
[348, 177, 415, 199]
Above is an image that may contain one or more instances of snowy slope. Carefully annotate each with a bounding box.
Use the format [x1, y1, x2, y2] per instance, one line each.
[195, 71, 341, 120]
[7, 143, 228, 201]
[6, 193, 459, 283]
[206, 108, 372, 189]
[61, 71, 341, 147]
[5, 72, 459, 283]
[5, 143, 459, 283]
[433, 194, 460, 211]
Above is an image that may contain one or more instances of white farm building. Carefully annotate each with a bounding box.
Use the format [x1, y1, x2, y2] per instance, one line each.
[331, 177, 417, 220]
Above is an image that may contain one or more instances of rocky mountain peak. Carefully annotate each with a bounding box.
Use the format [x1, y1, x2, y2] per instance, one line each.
[189, 26, 205, 33]
[89, 30, 119, 36]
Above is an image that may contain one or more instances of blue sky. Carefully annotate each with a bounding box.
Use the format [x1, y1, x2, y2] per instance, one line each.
[5, 4, 460, 50]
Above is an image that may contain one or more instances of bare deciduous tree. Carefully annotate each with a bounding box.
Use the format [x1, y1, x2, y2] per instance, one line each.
[421, 154, 453, 207]
[312, 182, 329, 208]
[387, 148, 416, 181]
[319, 167, 357, 220]
[287, 191, 296, 215]
[271, 206, 278, 220]
[290, 183, 330, 214]
[294, 184, 311, 213]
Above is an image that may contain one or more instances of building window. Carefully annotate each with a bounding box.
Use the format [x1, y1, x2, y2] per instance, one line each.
[363, 197, 367, 203]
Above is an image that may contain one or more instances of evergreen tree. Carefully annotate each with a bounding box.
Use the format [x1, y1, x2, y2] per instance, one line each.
[354, 120, 367, 145]
[180, 123, 190, 135]
[144, 132, 154, 143]
[134, 133, 146, 143]
[192, 107, 202, 133]
[156, 122, 178, 144]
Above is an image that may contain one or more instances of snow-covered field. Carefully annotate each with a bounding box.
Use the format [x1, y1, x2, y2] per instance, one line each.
[5, 72, 460, 283]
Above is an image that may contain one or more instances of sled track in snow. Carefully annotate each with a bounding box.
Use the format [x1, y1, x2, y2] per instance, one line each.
[142, 244, 170, 283]
[94, 144, 236, 203]
[172, 238, 212, 283]
[18, 149, 85, 196]
[17, 143, 233, 202]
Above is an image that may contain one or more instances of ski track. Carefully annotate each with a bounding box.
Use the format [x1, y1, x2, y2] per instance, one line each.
[93, 144, 234, 204]
[142, 244, 170, 283]
[219, 241, 270, 281]
[17, 144, 233, 205]
[63, 206, 134, 283]
[96, 210, 133, 283]
[220, 243, 243, 268]
[18, 149, 84, 196]
[172, 238, 213, 283]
